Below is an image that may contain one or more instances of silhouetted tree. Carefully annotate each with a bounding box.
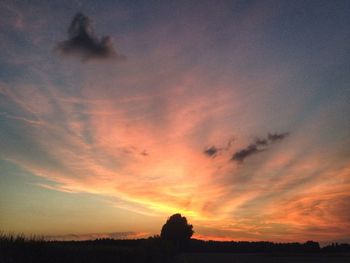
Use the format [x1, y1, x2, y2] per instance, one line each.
[160, 214, 193, 248]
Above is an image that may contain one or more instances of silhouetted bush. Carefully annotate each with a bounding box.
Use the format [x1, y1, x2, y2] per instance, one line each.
[323, 242, 350, 253]
[160, 213, 194, 249]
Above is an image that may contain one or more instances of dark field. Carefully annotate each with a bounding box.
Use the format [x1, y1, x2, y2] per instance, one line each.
[1, 235, 350, 263]
[179, 253, 350, 263]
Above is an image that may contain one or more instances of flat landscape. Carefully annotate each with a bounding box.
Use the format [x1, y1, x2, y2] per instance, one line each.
[2, 236, 350, 263]
[179, 253, 350, 263]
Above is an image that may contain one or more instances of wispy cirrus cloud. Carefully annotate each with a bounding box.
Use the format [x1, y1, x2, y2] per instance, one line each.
[2, 69, 349, 242]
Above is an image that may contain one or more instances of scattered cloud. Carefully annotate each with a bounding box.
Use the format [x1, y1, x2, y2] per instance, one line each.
[204, 146, 218, 157]
[232, 144, 260, 162]
[56, 13, 126, 62]
[232, 132, 289, 163]
[268, 132, 289, 142]
[204, 136, 235, 158]
[255, 137, 268, 146]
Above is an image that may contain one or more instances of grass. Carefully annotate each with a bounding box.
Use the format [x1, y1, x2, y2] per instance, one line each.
[179, 253, 350, 263]
[0, 233, 178, 263]
[1, 233, 349, 263]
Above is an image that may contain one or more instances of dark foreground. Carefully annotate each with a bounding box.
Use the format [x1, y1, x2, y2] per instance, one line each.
[180, 253, 350, 263]
[1, 235, 350, 263]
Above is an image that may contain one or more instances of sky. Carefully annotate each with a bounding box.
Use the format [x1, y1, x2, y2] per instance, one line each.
[0, 0, 349, 244]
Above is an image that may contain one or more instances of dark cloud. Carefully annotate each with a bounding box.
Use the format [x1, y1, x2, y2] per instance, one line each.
[255, 137, 268, 146]
[57, 13, 125, 62]
[268, 132, 289, 142]
[204, 146, 218, 157]
[204, 137, 235, 158]
[232, 144, 259, 162]
[232, 132, 289, 163]
[205, 132, 288, 162]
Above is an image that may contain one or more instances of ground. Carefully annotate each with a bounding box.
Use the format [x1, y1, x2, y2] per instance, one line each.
[178, 253, 350, 263]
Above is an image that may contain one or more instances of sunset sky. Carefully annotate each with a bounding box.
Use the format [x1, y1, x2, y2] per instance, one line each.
[0, 0, 349, 244]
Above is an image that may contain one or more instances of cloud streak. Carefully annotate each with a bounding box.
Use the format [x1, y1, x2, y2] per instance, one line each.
[268, 132, 289, 142]
[232, 144, 260, 162]
[232, 132, 289, 163]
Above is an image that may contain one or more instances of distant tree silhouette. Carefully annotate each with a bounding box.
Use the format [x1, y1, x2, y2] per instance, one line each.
[160, 214, 194, 248]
